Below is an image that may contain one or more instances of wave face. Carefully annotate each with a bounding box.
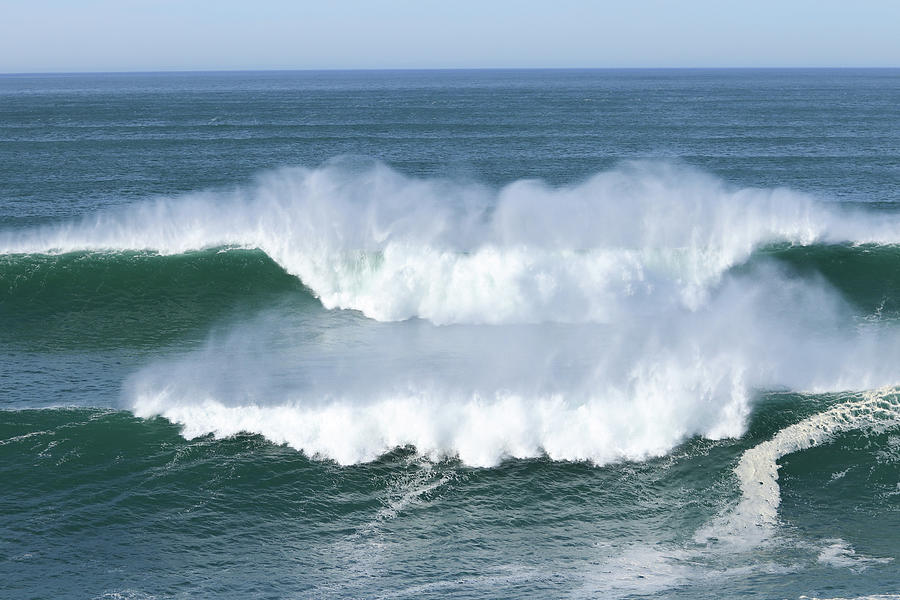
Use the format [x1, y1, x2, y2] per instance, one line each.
[5, 161, 900, 466]
[0, 249, 307, 348]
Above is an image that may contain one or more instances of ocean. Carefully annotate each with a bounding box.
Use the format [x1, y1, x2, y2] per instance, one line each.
[1, 69, 899, 599]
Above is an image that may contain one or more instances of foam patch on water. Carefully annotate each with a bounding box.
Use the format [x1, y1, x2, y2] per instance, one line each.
[94, 592, 157, 600]
[577, 544, 695, 597]
[695, 388, 900, 545]
[817, 539, 895, 572]
[577, 542, 800, 599]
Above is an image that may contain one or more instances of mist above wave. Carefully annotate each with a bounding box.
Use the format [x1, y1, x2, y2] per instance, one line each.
[129, 258, 900, 467]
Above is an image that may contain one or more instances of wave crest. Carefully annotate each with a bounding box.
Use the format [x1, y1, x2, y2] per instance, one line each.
[5, 160, 899, 324]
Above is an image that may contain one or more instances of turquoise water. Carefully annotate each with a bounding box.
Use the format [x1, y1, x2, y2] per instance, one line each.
[1, 70, 899, 599]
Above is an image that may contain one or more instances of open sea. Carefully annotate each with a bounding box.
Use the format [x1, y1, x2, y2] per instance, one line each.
[1, 69, 900, 599]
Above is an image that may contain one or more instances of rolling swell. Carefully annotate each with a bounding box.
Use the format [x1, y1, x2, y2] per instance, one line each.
[764, 243, 900, 319]
[0, 248, 312, 348]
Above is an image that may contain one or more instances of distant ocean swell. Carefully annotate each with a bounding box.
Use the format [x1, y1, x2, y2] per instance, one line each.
[3, 160, 900, 473]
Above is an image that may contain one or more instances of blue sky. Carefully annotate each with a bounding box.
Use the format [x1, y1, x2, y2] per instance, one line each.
[2, 0, 899, 72]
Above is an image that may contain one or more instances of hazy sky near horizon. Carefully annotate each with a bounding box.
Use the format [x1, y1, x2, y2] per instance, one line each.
[2, 0, 900, 73]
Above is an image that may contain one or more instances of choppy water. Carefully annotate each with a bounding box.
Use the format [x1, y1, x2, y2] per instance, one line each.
[1, 70, 899, 599]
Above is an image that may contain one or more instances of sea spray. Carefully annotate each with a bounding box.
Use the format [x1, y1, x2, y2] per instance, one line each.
[127, 264, 900, 466]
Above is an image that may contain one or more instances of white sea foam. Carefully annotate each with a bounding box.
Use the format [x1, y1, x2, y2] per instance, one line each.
[817, 539, 894, 572]
[132, 390, 739, 468]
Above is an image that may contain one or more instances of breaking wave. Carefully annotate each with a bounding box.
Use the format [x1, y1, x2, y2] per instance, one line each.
[4, 159, 900, 325]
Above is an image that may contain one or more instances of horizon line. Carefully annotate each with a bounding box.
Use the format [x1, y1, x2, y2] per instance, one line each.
[2, 66, 900, 77]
